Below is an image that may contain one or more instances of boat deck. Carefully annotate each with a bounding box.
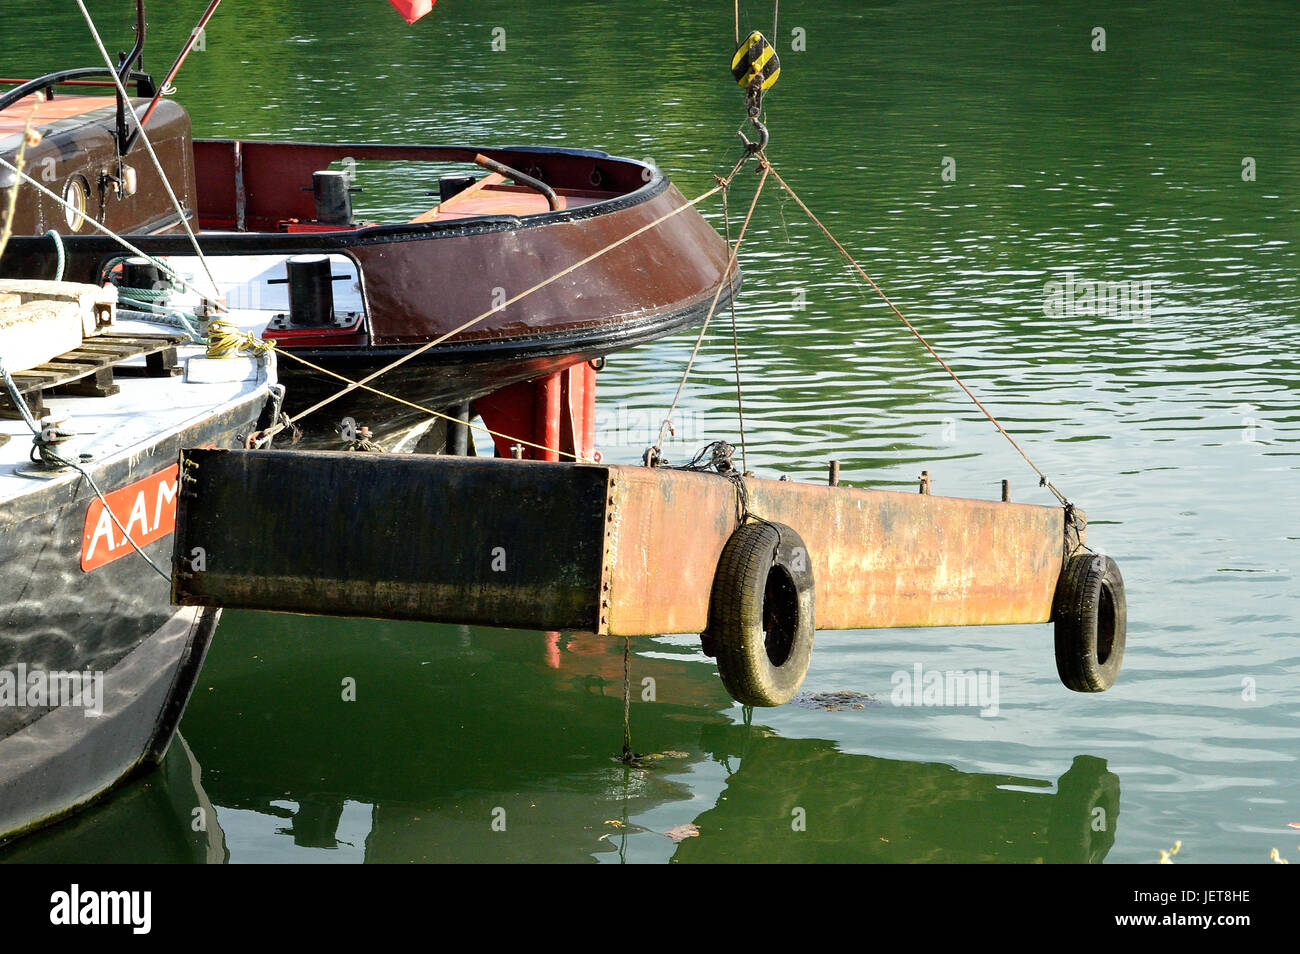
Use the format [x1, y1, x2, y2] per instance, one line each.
[410, 175, 609, 223]
[0, 311, 274, 508]
[0, 330, 186, 420]
[0, 94, 118, 141]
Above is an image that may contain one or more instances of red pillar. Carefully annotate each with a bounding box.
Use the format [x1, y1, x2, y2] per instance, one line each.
[474, 361, 599, 461]
[582, 360, 597, 461]
[535, 371, 562, 462]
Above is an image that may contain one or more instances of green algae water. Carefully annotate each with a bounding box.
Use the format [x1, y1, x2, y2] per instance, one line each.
[1, 0, 1296, 863]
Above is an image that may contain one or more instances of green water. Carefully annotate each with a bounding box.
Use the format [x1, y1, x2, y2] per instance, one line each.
[2, 0, 1297, 863]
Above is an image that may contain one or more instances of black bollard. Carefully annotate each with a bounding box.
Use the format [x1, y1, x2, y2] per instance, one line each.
[286, 255, 336, 327]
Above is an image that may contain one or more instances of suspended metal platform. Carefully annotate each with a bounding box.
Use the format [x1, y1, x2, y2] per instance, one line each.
[169, 448, 1122, 705]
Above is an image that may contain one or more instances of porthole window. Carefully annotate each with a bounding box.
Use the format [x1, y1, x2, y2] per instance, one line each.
[62, 175, 88, 232]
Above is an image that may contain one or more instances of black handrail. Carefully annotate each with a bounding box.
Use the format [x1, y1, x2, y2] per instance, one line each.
[1, 0, 153, 157]
[474, 153, 561, 211]
[116, 0, 148, 153]
[0, 68, 156, 115]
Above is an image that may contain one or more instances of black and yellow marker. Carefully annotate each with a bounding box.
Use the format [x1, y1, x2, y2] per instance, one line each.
[731, 30, 780, 93]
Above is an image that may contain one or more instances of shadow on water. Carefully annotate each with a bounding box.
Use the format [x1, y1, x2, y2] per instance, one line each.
[3, 612, 1119, 863]
[0, 736, 226, 864]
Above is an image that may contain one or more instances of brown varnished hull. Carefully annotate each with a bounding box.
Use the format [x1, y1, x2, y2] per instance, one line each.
[0, 97, 196, 237]
[357, 176, 732, 347]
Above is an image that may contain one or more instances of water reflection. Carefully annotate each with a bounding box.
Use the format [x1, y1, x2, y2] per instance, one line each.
[3, 618, 1121, 864]
[0, 736, 226, 864]
[674, 730, 1118, 864]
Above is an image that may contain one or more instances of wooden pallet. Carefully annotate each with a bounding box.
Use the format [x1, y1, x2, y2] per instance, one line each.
[1, 331, 186, 420]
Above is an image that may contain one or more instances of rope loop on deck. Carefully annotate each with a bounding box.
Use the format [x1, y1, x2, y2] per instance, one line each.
[205, 319, 276, 359]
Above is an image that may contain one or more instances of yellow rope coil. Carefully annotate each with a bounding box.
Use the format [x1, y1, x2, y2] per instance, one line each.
[205, 319, 276, 359]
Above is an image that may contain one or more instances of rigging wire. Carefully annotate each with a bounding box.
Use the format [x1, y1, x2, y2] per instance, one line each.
[138, 0, 226, 128]
[46, 450, 175, 583]
[720, 186, 748, 473]
[0, 363, 172, 582]
[763, 161, 1072, 507]
[649, 161, 769, 464]
[73, 0, 222, 304]
[0, 155, 220, 307]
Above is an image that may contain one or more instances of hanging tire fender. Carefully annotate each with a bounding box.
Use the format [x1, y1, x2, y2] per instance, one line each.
[1052, 552, 1127, 692]
[703, 520, 816, 707]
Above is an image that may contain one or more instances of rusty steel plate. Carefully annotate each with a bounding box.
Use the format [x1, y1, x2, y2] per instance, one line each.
[601, 466, 1081, 636]
[172, 451, 1080, 638]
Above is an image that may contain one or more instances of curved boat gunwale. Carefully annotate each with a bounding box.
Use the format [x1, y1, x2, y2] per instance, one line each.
[288, 266, 744, 363]
[193, 138, 670, 238]
[1, 137, 696, 307]
[2, 144, 672, 251]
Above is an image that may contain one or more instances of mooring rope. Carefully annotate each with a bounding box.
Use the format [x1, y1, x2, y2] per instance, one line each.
[45, 229, 64, 281]
[204, 318, 276, 359]
[103, 256, 206, 341]
[0, 360, 38, 434]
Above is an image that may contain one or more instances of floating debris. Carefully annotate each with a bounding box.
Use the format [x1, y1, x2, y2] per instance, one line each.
[791, 690, 878, 711]
[663, 823, 700, 843]
[599, 819, 699, 844]
[611, 750, 690, 769]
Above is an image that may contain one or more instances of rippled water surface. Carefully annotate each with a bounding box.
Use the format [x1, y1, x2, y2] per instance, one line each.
[2, 0, 1296, 863]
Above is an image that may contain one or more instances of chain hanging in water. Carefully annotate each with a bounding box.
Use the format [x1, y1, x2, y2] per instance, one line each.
[620, 635, 635, 763]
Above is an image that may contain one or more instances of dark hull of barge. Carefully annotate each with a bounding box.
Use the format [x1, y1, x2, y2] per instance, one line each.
[0, 391, 268, 843]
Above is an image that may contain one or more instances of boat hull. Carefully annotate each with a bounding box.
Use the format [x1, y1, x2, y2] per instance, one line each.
[276, 270, 740, 441]
[0, 389, 268, 843]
